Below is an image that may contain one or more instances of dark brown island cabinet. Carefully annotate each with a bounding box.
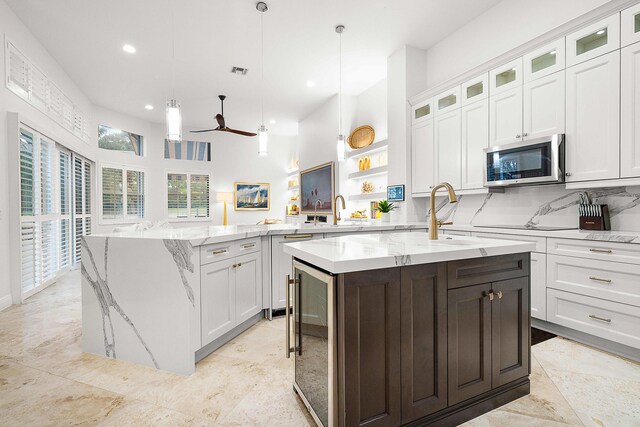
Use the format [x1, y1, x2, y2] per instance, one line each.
[289, 252, 531, 427]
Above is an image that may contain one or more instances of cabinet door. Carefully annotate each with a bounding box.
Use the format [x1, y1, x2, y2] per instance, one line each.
[271, 234, 322, 310]
[435, 86, 461, 116]
[411, 120, 435, 194]
[622, 3, 640, 47]
[622, 43, 640, 178]
[435, 109, 462, 189]
[400, 264, 448, 423]
[412, 98, 433, 125]
[461, 99, 489, 190]
[462, 74, 488, 106]
[489, 86, 523, 146]
[340, 268, 401, 427]
[565, 51, 620, 182]
[447, 283, 492, 405]
[235, 252, 263, 324]
[491, 277, 530, 388]
[523, 70, 565, 140]
[566, 15, 620, 67]
[523, 39, 566, 82]
[201, 258, 236, 346]
[490, 58, 523, 96]
[530, 252, 547, 321]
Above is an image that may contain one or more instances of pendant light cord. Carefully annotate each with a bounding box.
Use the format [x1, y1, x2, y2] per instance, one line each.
[338, 30, 342, 135]
[171, 0, 175, 99]
[261, 9, 264, 126]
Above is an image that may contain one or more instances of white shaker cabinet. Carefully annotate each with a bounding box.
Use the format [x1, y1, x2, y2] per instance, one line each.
[461, 74, 488, 106]
[566, 15, 620, 67]
[234, 252, 263, 324]
[523, 39, 566, 82]
[565, 50, 620, 182]
[530, 252, 547, 321]
[523, 71, 565, 140]
[412, 119, 436, 194]
[461, 99, 489, 189]
[622, 3, 640, 47]
[412, 98, 433, 125]
[622, 42, 640, 178]
[489, 86, 523, 146]
[434, 108, 462, 189]
[201, 258, 236, 345]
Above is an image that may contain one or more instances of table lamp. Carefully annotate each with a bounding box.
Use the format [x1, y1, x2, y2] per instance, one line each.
[215, 191, 234, 225]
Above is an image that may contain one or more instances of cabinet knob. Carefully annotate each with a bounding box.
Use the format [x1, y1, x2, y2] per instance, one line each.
[515, 134, 521, 139]
[523, 132, 528, 137]
[565, 172, 572, 177]
[497, 291, 503, 299]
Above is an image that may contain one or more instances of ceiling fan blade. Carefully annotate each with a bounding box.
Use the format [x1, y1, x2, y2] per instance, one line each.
[215, 114, 226, 129]
[190, 128, 219, 133]
[224, 127, 258, 137]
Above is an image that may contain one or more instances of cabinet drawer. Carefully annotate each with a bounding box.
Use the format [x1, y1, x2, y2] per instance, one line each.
[547, 238, 640, 265]
[236, 238, 260, 255]
[472, 232, 546, 253]
[200, 241, 235, 264]
[547, 289, 640, 349]
[448, 253, 530, 289]
[547, 254, 640, 307]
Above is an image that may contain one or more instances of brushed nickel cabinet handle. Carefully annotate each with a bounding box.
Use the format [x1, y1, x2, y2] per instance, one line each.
[516, 134, 521, 139]
[565, 172, 572, 177]
[284, 234, 313, 240]
[589, 276, 612, 284]
[590, 248, 612, 254]
[209, 249, 228, 255]
[589, 314, 611, 323]
[523, 132, 528, 137]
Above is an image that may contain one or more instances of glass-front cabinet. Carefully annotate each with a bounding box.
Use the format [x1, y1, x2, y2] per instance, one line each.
[412, 98, 433, 125]
[622, 3, 640, 47]
[523, 39, 565, 82]
[566, 15, 620, 66]
[461, 73, 488, 106]
[288, 260, 337, 427]
[435, 86, 461, 115]
[490, 58, 522, 95]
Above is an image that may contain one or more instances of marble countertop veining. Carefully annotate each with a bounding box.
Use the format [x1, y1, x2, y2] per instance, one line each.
[88, 222, 429, 246]
[283, 233, 536, 274]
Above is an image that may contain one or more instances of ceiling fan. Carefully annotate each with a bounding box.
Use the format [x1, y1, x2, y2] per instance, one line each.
[190, 95, 257, 137]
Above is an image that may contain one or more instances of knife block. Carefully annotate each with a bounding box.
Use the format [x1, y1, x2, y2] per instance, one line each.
[579, 205, 611, 231]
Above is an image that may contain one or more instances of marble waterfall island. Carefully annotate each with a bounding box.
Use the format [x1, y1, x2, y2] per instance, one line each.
[283, 233, 536, 427]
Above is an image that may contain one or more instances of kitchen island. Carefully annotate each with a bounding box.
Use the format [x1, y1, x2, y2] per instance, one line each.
[80, 222, 427, 374]
[283, 233, 536, 427]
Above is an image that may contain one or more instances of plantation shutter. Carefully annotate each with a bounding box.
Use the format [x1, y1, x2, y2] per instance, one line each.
[102, 167, 123, 220]
[30, 65, 47, 110]
[126, 170, 145, 219]
[59, 150, 71, 269]
[167, 173, 188, 218]
[7, 43, 29, 98]
[19, 130, 36, 216]
[73, 155, 92, 265]
[190, 174, 210, 218]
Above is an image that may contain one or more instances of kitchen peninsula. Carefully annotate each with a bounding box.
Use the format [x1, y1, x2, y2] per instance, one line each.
[283, 233, 536, 427]
[80, 222, 429, 374]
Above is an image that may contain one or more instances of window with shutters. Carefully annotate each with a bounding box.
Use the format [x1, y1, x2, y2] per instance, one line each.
[100, 165, 146, 223]
[98, 125, 143, 156]
[72, 155, 92, 265]
[166, 172, 210, 220]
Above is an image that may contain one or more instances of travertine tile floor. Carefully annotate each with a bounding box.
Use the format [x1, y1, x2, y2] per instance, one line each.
[1, 270, 639, 426]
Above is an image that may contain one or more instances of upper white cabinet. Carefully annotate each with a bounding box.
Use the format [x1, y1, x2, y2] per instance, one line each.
[435, 86, 461, 116]
[412, 98, 433, 125]
[622, 3, 640, 47]
[523, 70, 566, 140]
[566, 15, 620, 67]
[435, 109, 462, 189]
[565, 51, 620, 182]
[490, 58, 523, 95]
[462, 74, 489, 106]
[412, 119, 436, 193]
[621, 42, 640, 178]
[489, 85, 523, 146]
[523, 39, 566, 82]
[461, 99, 489, 189]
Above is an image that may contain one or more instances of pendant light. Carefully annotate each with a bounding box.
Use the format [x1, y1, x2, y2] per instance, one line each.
[166, 1, 181, 141]
[257, 2, 268, 157]
[336, 25, 346, 162]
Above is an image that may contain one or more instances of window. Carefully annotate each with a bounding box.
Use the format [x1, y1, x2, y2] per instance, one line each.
[164, 139, 211, 161]
[98, 125, 143, 156]
[167, 172, 210, 219]
[101, 165, 145, 222]
[73, 155, 92, 265]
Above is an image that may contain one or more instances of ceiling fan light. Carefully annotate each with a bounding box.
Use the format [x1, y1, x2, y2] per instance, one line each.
[258, 125, 268, 157]
[337, 134, 346, 162]
[166, 99, 182, 141]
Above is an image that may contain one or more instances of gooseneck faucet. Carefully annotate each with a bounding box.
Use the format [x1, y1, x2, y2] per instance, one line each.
[333, 195, 346, 225]
[314, 199, 323, 225]
[429, 182, 457, 240]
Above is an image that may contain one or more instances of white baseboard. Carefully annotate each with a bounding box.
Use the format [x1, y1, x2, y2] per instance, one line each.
[0, 294, 12, 312]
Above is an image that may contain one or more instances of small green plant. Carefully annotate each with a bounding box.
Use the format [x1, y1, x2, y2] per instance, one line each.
[377, 200, 396, 213]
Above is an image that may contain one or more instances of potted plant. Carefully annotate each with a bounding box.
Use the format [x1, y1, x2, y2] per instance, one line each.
[377, 200, 396, 223]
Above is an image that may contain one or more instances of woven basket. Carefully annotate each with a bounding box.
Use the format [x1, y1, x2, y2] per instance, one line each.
[347, 125, 375, 149]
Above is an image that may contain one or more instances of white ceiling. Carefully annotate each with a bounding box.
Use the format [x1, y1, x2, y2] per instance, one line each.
[6, 0, 502, 135]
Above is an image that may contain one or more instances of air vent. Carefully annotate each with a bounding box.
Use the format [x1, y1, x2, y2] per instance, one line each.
[231, 66, 248, 75]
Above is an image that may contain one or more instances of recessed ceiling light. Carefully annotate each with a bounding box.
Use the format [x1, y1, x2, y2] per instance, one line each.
[269, 119, 276, 124]
[145, 104, 154, 110]
[122, 44, 136, 54]
[596, 29, 606, 35]
[306, 80, 316, 88]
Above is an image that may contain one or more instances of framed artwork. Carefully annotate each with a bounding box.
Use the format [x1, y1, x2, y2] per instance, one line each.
[387, 184, 405, 202]
[234, 182, 270, 211]
[300, 162, 334, 214]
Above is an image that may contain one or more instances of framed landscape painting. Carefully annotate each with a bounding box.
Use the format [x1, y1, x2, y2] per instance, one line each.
[234, 182, 270, 211]
[300, 162, 334, 214]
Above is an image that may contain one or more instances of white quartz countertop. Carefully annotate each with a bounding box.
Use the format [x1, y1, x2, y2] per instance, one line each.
[89, 222, 428, 246]
[283, 233, 536, 274]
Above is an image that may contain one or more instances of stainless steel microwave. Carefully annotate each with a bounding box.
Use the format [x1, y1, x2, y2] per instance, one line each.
[483, 134, 565, 187]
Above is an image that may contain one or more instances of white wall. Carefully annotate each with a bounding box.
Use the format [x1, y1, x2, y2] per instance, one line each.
[424, 0, 610, 89]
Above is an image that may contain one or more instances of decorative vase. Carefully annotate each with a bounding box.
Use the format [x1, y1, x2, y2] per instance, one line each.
[380, 212, 390, 222]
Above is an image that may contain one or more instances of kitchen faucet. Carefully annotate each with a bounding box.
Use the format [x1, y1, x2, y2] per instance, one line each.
[333, 195, 346, 225]
[429, 182, 457, 240]
[314, 199, 323, 225]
